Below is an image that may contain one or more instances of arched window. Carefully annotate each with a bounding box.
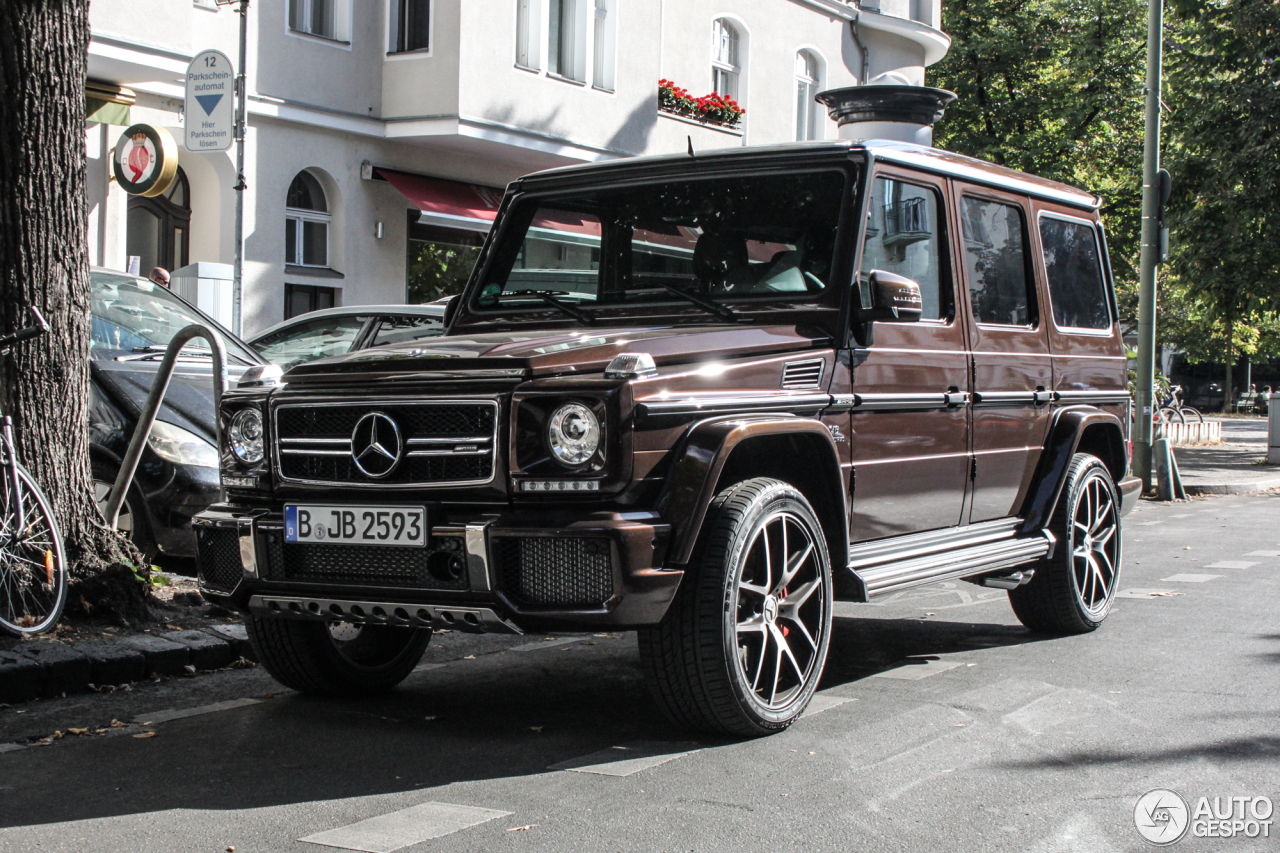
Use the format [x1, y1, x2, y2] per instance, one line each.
[795, 50, 822, 141]
[126, 166, 190, 274]
[285, 170, 330, 268]
[711, 18, 740, 101]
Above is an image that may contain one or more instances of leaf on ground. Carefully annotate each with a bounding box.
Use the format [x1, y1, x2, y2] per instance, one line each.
[133, 731, 156, 739]
[506, 825, 539, 832]
[463, 655, 476, 660]
[183, 664, 196, 674]
[529, 726, 544, 732]
[67, 728, 88, 736]
[166, 624, 182, 631]
[423, 716, 438, 721]
[109, 719, 125, 728]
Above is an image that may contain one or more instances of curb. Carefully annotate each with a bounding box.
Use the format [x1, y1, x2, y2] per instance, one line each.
[0, 625, 257, 705]
[1182, 474, 1280, 496]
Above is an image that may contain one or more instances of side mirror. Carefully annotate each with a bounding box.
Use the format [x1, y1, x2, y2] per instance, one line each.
[442, 294, 460, 327]
[864, 270, 923, 323]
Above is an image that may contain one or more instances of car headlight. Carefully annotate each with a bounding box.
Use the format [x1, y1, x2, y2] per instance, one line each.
[547, 403, 600, 467]
[227, 408, 265, 465]
[148, 421, 220, 468]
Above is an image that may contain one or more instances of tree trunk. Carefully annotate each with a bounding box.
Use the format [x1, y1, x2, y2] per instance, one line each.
[0, 1, 142, 599]
[1223, 340, 1234, 413]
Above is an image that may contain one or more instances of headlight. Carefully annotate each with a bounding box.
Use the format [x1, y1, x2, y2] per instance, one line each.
[227, 408, 265, 464]
[148, 421, 220, 468]
[547, 403, 600, 467]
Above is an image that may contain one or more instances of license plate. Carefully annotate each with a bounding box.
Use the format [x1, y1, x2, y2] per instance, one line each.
[284, 505, 427, 547]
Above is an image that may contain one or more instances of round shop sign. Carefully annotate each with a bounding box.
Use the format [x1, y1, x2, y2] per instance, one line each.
[112, 124, 179, 197]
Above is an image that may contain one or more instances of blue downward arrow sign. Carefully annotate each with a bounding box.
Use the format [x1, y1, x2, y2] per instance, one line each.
[195, 93, 223, 116]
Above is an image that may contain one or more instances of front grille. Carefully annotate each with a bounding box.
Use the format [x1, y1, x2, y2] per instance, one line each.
[496, 537, 614, 608]
[258, 528, 468, 590]
[196, 527, 242, 592]
[274, 400, 498, 487]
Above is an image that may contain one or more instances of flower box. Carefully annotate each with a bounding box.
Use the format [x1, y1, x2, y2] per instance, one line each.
[658, 79, 744, 128]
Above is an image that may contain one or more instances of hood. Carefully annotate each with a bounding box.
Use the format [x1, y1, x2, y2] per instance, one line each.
[281, 324, 830, 385]
[92, 359, 248, 445]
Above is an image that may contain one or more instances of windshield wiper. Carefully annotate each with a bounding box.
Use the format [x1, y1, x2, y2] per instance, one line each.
[650, 281, 739, 322]
[501, 290, 596, 326]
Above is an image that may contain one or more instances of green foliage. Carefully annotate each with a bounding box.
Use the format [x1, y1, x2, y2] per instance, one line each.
[406, 239, 481, 304]
[933, 0, 1147, 309]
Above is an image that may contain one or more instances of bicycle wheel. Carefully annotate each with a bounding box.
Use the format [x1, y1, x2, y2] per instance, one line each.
[0, 463, 67, 636]
[1158, 407, 1185, 425]
[1180, 406, 1204, 424]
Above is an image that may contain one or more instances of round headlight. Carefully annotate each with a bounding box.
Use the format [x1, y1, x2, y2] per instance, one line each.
[228, 409, 264, 464]
[547, 403, 600, 467]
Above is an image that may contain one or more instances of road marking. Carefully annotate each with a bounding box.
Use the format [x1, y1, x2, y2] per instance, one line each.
[509, 637, 589, 653]
[549, 741, 701, 776]
[1205, 561, 1258, 569]
[0, 743, 26, 754]
[802, 693, 854, 717]
[300, 802, 511, 853]
[1116, 588, 1182, 599]
[1160, 574, 1221, 583]
[1244, 550, 1280, 557]
[872, 657, 964, 680]
[132, 698, 261, 725]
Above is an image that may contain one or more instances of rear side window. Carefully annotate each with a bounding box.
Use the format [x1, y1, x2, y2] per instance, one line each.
[961, 197, 1033, 326]
[1039, 216, 1111, 330]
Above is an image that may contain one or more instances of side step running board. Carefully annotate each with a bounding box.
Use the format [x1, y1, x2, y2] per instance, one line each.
[848, 519, 1053, 599]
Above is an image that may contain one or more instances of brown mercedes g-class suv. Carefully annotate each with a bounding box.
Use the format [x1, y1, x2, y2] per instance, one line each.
[197, 134, 1141, 736]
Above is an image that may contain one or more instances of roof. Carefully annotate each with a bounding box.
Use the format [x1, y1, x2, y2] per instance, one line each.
[247, 303, 447, 343]
[521, 139, 1100, 210]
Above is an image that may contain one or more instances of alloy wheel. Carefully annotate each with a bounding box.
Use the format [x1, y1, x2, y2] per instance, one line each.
[1071, 472, 1119, 618]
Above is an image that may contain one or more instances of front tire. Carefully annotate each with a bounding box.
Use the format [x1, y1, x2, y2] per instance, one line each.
[639, 478, 833, 737]
[246, 616, 430, 696]
[92, 459, 157, 562]
[1009, 453, 1121, 634]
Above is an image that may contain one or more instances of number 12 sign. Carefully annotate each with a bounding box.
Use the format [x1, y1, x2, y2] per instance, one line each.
[185, 49, 234, 152]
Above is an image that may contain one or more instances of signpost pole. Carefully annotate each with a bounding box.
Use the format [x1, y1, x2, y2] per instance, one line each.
[1133, 0, 1163, 493]
[231, 0, 249, 337]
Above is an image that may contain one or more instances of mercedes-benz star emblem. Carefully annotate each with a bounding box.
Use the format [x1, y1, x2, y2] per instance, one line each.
[350, 412, 403, 479]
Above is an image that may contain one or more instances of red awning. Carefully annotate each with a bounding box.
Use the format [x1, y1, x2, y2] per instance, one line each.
[376, 168, 505, 233]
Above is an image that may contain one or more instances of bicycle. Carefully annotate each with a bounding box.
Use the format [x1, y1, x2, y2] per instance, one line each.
[1158, 385, 1203, 425]
[0, 307, 68, 637]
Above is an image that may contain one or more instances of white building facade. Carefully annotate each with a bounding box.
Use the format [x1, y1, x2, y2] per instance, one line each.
[85, 0, 949, 336]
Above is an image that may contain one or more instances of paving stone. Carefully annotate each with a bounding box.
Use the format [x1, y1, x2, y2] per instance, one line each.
[72, 640, 145, 686]
[0, 650, 43, 704]
[15, 642, 91, 697]
[161, 630, 234, 671]
[119, 634, 190, 677]
[205, 624, 255, 661]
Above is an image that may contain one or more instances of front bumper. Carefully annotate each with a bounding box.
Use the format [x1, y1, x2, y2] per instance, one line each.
[1118, 475, 1143, 517]
[192, 504, 680, 633]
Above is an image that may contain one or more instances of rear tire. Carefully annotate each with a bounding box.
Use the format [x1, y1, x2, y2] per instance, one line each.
[1180, 406, 1203, 424]
[246, 616, 430, 696]
[1158, 406, 1184, 425]
[639, 478, 833, 737]
[1009, 453, 1120, 634]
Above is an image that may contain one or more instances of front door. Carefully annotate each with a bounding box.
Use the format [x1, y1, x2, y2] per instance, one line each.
[849, 170, 970, 542]
[953, 185, 1053, 522]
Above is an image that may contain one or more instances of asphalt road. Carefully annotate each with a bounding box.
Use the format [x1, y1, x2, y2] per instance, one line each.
[2, 492, 1278, 852]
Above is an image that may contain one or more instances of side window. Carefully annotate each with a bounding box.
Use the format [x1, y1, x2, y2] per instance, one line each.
[859, 177, 951, 321]
[368, 314, 444, 347]
[253, 315, 370, 369]
[961, 196, 1034, 326]
[1040, 216, 1111, 330]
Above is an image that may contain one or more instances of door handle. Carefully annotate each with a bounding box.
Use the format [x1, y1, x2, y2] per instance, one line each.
[944, 388, 969, 407]
[1033, 387, 1054, 405]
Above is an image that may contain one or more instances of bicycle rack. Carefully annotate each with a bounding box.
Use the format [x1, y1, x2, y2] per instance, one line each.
[104, 324, 228, 531]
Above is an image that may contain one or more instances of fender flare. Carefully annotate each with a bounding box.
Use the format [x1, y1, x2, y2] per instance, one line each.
[1018, 406, 1126, 535]
[655, 415, 847, 567]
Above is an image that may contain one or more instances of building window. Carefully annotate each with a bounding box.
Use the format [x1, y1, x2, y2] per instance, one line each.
[711, 18, 741, 101]
[795, 50, 822, 141]
[592, 0, 616, 91]
[515, 0, 541, 69]
[288, 0, 351, 42]
[548, 0, 584, 81]
[407, 217, 484, 303]
[389, 0, 431, 53]
[284, 283, 337, 320]
[126, 166, 190, 276]
[285, 171, 330, 268]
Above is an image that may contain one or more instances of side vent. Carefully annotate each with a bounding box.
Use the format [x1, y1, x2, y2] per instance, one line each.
[781, 358, 825, 390]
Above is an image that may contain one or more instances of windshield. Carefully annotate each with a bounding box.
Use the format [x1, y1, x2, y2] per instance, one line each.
[90, 271, 259, 365]
[470, 170, 846, 323]
[252, 315, 372, 370]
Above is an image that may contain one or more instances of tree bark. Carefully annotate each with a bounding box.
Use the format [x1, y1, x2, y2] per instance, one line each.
[0, 0, 141, 592]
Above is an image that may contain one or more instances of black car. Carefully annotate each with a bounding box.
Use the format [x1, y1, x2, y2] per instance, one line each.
[89, 268, 264, 560]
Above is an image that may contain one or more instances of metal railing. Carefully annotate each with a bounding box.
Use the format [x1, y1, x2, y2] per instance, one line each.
[104, 324, 227, 530]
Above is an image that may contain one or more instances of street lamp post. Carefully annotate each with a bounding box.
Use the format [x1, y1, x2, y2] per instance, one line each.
[215, 0, 249, 337]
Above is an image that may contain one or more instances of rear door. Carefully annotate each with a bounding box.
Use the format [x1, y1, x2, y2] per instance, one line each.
[848, 168, 970, 541]
[952, 184, 1053, 523]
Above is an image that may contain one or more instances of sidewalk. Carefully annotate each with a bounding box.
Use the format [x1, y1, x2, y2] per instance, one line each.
[1172, 417, 1280, 495]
